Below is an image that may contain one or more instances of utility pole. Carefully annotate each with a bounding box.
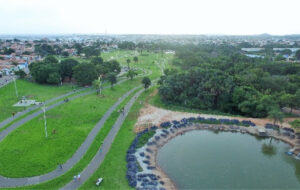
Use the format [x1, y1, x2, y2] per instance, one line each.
[13, 77, 18, 98]
[42, 103, 48, 138]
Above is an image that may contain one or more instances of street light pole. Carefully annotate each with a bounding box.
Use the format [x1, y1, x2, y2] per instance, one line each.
[13, 77, 18, 98]
[42, 103, 48, 138]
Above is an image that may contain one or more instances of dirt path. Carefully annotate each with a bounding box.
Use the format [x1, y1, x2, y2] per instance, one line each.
[134, 104, 299, 132]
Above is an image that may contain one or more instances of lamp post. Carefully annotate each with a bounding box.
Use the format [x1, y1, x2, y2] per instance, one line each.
[13, 77, 18, 98]
[41, 103, 48, 138]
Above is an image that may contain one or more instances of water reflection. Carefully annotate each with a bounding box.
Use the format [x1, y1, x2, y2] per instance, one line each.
[261, 137, 277, 157]
[158, 130, 300, 189]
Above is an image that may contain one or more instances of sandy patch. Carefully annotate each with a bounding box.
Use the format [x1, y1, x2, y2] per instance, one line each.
[134, 104, 299, 132]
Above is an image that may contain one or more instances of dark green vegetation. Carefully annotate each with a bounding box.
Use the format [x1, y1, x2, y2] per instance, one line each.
[29, 53, 121, 86]
[290, 119, 300, 129]
[142, 77, 151, 89]
[136, 130, 155, 149]
[158, 44, 300, 117]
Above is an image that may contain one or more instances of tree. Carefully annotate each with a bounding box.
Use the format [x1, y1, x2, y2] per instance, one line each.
[47, 72, 61, 84]
[106, 72, 117, 88]
[29, 56, 60, 84]
[61, 51, 69, 57]
[3, 48, 15, 55]
[133, 56, 138, 63]
[127, 69, 138, 80]
[14, 70, 26, 78]
[74, 43, 83, 55]
[279, 93, 296, 112]
[268, 109, 284, 127]
[126, 58, 131, 69]
[91, 56, 104, 65]
[73, 62, 98, 86]
[83, 46, 100, 58]
[296, 49, 300, 60]
[60, 59, 79, 80]
[93, 75, 103, 95]
[34, 44, 55, 57]
[142, 77, 151, 90]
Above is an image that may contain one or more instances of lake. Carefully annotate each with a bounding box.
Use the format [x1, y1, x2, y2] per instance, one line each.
[157, 130, 300, 189]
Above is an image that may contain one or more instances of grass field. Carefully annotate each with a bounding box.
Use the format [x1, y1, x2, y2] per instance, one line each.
[0, 78, 142, 178]
[0, 50, 172, 189]
[80, 87, 156, 190]
[0, 80, 75, 122]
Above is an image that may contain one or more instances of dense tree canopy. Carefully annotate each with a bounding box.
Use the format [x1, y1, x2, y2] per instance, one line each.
[158, 44, 300, 117]
[73, 62, 98, 86]
[29, 56, 61, 84]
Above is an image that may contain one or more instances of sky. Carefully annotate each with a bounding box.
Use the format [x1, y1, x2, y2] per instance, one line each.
[0, 0, 300, 35]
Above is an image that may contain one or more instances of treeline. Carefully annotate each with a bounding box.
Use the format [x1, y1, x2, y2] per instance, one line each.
[29, 55, 120, 86]
[158, 44, 300, 118]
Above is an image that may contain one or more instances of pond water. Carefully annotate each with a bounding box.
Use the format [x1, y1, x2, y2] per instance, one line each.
[157, 130, 300, 189]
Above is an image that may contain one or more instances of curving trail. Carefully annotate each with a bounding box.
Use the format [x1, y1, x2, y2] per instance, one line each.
[0, 86, 140, 188]
[61, 88, 145, 190]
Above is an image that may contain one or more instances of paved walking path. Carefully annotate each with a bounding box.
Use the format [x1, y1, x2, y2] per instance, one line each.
[0, 87, 88, 130]
[0, 76, 15, 88]
[61, 88, 144, 190]
[0, 86, 140, 187]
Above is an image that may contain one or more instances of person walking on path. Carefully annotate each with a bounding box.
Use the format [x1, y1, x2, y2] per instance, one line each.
[77, 174, 81, 181]
[58, 163, 63, 170]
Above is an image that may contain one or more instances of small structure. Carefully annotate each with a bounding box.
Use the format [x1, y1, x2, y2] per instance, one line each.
[257, 128, 267, 137]
[13, 96, 40, 107]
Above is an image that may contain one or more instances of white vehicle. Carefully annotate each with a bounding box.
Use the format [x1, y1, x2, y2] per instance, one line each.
[96, 178, 103, 186]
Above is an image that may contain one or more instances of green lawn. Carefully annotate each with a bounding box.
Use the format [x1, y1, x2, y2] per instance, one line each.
[0, 80, 75, 122]
[0, 50, 172, 189]
[0, 79, 141, 178]
[80, 87, 155, 190]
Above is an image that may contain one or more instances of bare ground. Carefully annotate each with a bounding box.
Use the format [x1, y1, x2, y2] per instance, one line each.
[134, 104, 299, 132]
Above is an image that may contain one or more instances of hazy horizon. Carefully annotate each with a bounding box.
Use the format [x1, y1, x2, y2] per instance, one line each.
[1, 0, 300, 35]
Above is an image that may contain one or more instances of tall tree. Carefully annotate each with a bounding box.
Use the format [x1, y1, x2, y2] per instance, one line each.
[73, 62, 98, 86]
[142, 77, 151, 90]
[296, 49, 300, 60]
[127, 69, 138, 80]
[60, 58, 79, 80]
[106, 72, 117, 88]
[268, 109, 284, 127]
[126, 58, 131, 69]
[133, 56, 138, 63]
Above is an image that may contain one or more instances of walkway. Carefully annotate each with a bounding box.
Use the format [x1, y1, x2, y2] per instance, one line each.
[0, 86, 140, 187]
[0, 75, 14, 88]
[61, 88, 144, 190]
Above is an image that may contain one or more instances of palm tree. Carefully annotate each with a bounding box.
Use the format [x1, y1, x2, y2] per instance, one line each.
[126, 59, 131, 69]
[268, 109, 284, 128]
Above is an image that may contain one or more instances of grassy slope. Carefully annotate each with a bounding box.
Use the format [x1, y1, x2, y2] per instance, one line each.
[0, 80, 74, 122]
[0, 79, 141, 177]
[0, 51, 171, 189]
[5, 88, 140, 190]
[80, 87, 155, 190]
